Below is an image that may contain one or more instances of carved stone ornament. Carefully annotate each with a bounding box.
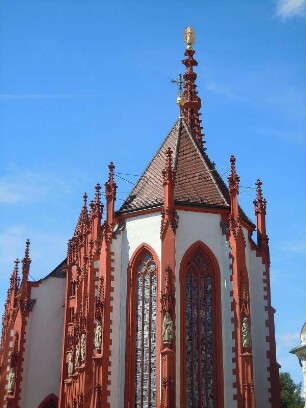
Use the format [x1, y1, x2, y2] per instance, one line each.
[94, 323, 102, 350]
[67, 352, 74, 377]
[242, 316, 251, 348]
[162, 312, 174, 345]
[8, 368, 15, 394]
[75, 343, 80, 368]
[80, 332, 86, 362]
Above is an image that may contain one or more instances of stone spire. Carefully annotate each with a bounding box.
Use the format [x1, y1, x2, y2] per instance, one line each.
[181, 26, 204, 149]
[20, 239, 31, 300]
[254, 179, 269, 260]
[10, 259, 19, 291]
[21, 239, 31, 282]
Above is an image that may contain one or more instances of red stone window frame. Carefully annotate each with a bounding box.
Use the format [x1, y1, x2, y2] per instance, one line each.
[124, 243, 161, 408]
[37, 393, 59, 408]
[179, 241, 224, 407]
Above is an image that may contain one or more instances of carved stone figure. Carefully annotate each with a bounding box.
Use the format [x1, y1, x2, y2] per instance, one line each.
[94, 323, 102, 350]
[162, 312, 174, 345]
[242, 316, 251, 348]
[67, 352, 73, 377]
[75, 343, 80, 367]
[8, 368, 15, 394]
[80, 333, 86, 362]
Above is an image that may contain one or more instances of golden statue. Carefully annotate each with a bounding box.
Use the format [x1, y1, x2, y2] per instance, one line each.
[184, 26, 195, 50]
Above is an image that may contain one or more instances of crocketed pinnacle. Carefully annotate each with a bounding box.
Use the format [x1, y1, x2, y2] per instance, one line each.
[254, 179, 267, 214]
[181, 27, 204, 150]
[21, 239, 31, 279]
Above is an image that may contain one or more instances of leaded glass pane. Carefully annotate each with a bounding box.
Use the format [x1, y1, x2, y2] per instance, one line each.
[135, 252, 157, 407]
[185, 250, 215, 407]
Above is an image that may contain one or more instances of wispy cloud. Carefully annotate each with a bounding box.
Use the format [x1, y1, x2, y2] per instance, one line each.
[276, 0, 306, 19]
[0, 94, 103, 101]
[205, 81, 241, 101]
[278, 238, 306, 255]
[257, 126, 306, 145]
[280, 332, 300, 347]
[0, 170, 72, 204]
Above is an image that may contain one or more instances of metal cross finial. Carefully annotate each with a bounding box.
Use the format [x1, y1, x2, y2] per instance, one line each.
[171, 74, 185, 107]
[171, 74, 184, 94]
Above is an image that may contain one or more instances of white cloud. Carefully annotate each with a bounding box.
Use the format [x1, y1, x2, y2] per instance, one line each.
[280, 332, 300, 347]
[278, 239, 306, 255]
[205, 81, 240, 101]
[0, 170, 72, 204]
[276, 0, 306, 18]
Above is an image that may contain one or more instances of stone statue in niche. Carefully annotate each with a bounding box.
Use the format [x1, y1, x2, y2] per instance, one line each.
[8, 368, 15, 394]
[162, 312, 174, 345]
[94, 323, 102, 350]
[68, 352, 73, 377]
[75, 343, 80, 367]
[80, 333, 86, 362]
[242, 316, 251, 348]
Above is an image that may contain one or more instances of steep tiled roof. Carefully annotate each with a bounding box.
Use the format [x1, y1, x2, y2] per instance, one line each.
[118, 118, 231, 214]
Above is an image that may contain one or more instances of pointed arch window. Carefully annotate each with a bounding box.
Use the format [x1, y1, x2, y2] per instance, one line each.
[134, 251, 157, 407]
[181, 245, 223, 407]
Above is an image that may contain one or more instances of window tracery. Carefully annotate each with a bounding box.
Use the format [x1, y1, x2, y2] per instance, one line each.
[184, 249, 215, 407]
[135, 251, 157, 407]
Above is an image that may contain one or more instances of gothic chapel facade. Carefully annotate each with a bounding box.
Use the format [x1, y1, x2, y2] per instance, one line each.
[0, 28, 281, 408]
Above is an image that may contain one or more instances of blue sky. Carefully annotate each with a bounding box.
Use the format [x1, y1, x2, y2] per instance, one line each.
[0, 0, 305, 385]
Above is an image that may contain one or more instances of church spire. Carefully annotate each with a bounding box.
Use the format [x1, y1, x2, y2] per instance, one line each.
[181, 26, 204, 149]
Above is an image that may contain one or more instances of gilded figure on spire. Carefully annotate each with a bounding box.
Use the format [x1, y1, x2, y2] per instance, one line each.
[184, 26, 195, 50]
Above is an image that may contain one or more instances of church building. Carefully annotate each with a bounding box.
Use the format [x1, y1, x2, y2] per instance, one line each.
[0, 27, 281, 408]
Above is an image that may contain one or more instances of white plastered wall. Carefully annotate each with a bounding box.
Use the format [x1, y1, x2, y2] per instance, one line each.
[20, 276, 66, 408]
[109, 212, 162, 407]
[244, 228, 271, 407]
[175, 210, 236, 408]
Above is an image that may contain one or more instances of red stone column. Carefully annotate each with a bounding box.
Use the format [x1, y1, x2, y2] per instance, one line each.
[94, 162, 116, 408]
[228, 156, 256, 408]
[160, 148, 177, 408]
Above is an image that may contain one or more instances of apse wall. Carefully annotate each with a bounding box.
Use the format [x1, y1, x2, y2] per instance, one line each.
[20, 275, 65, 408]
[175, 210, 236, 408]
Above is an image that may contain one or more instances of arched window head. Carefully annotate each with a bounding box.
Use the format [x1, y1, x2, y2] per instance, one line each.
[37, 393, 58, 408]
[181, 244, 223, 407]
[134, 251, 157, 407]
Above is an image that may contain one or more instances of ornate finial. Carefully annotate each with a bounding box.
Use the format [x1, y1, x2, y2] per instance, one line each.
[95, 183, 101, 204]
[22, 239, 31, 265]
[254, 179, 266, 214]
[108, 162, 115, 181]
[184, 26, 195, 50]
[25, 239, 30, 257]
[83, 193, 88, 207]
[228, 155, 240, 196]
[14, 258, 19, 271]
[162, 147, 175, 184]
[255, 179, 262, 199]
[166, 147, 173, 169]
[181, 27, 204, 149]
[10, 259, 19, 288]
[21, 240, 31, 282]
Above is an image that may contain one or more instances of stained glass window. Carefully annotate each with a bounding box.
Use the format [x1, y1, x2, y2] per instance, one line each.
[185, 249, 215, 407]
[135, 252, 157, 407]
